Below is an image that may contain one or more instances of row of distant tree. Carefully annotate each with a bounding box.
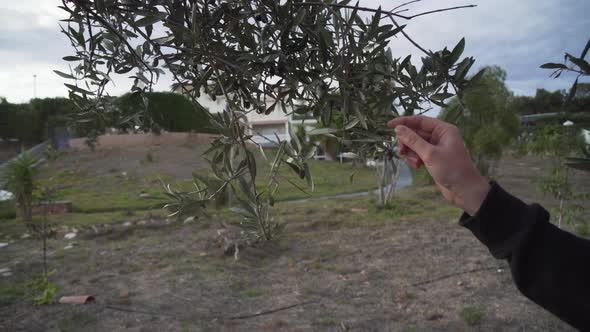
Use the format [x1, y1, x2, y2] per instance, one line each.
[440, 65, 590, 175]
[0, 92, 215, 144]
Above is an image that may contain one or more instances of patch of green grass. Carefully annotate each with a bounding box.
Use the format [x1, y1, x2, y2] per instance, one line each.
[239, 287, 264, 298]
[315, 314, 338, 326]
[193, 160, 378, 202]
[459, 305, 485, 326]
[370, 199, 424, 218]
[35, 158, 377, 215]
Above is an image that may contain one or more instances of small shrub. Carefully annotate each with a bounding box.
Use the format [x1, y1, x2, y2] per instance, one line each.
[27, 276, 57, 305]
[459, 305, 485, 326]
[1, 151, 38, 221]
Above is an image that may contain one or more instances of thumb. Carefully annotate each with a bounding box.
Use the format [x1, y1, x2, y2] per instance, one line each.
[394, 125, 433, 160]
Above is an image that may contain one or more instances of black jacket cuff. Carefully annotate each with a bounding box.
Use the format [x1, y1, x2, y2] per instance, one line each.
[459, 182, 548, 259]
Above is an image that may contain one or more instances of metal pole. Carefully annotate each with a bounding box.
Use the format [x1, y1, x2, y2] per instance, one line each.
[33, 74, 37, 99]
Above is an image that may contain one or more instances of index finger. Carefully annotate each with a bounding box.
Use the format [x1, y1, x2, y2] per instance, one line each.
[387, 115, 444, 134]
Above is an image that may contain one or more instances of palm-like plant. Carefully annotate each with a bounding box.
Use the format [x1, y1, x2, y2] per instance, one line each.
[1, 151, 38, 221]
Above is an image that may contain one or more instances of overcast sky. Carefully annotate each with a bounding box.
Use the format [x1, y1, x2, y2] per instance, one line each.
[0, 0, 588, 104]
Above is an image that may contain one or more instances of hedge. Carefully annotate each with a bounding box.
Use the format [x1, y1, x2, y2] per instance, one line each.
[115, 92, 217, 133]
[0, 93, 216, 144]
[0, 98, 77, 143]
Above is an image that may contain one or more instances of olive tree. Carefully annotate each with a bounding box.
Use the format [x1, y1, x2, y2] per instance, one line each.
[59, 0, 481, 242]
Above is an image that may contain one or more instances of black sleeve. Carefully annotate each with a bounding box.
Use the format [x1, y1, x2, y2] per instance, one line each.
[459, 182, 590, 331]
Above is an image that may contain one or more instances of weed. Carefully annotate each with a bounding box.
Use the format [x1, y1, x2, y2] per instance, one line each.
[459, 305, 485, 326]
[316, 315, 338, 326]
[239, 288, 263, 298]
[26, 276, 58, 305]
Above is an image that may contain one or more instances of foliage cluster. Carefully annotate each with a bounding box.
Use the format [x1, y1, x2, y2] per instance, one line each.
[517, 38, 590, 233]
[440, 66, 519, 175]
[59, 0, 481, 241]
[540, 38, 590, 172]
[0, 97, 98, 142]
[509, 86, 590, 117]
[1, 151, 38, 222]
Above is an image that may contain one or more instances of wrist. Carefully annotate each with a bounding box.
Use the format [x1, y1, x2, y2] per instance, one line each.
[458, 175, 490, 216]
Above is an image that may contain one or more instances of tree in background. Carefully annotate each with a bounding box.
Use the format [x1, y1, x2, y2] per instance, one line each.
[440, 66, 519, 175]
[517, 37, 590, 234]
[0, 98, 79, 143]
[526, 122, 586, 232]
[114, 91, 215, 133]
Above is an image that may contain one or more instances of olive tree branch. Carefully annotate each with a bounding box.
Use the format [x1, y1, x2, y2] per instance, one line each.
[293, 2, 476, 21]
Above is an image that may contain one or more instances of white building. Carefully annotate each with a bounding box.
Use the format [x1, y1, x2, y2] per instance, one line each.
[177, 87, 317, 147]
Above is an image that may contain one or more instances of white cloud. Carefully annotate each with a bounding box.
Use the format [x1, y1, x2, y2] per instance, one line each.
[0, 0, 588, 103]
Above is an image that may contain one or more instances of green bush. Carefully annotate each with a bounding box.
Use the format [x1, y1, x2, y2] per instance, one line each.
[115, 92, 217, 133]
[1, 151, 38, 221]
[0, 98, 78, 143]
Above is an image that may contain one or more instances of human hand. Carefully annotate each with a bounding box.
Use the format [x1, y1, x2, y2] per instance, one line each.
[387, 116, 490, 216]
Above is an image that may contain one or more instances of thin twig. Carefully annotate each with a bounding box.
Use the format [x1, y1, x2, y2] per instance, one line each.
[105, 305, 179, 318]
[392, 0, 422, 12]
[405, 5, 477, 19]
[228, 301, 316, 320]
[293, 2, 476, 21]
[411, 266, 500, 288]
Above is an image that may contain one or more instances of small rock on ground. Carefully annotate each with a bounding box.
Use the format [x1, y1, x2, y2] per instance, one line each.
[64, 233, 77, 240]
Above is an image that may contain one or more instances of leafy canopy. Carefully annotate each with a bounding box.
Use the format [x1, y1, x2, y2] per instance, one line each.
[59, 0, 480, 241]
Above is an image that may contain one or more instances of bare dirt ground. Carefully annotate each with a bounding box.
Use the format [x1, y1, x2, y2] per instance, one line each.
[50, 143, 209, 179]
[0, 154, 586, 332]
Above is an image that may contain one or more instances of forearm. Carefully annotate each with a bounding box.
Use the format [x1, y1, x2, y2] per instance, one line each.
[459, 182, 590, 331]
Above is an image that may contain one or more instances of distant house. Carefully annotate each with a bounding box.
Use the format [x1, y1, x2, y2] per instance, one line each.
[519, 112, 560, 126]
[519, 112, 590, 144]
[173, 85, 318, 148]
